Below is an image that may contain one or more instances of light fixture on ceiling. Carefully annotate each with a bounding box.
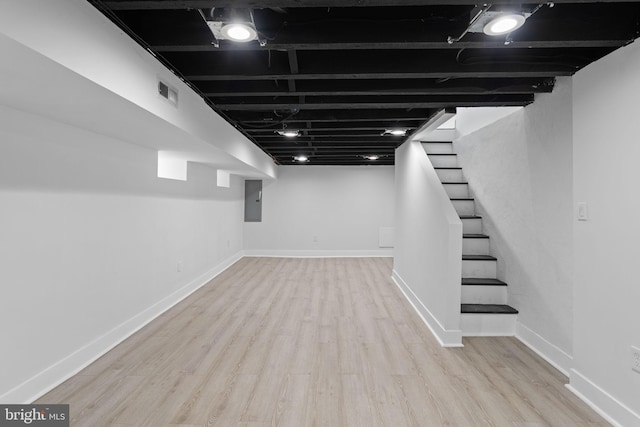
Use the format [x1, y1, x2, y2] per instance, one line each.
[221, 23, 258, 42]
[447, 3, 548, 44]
[381, 129, 407, 137]
[275, 125, 300, 137]
[293, 155, 309, 162]
[364, 155, 380, 161]
[199, 8, 264, 47]
[483, 13, 526, 36]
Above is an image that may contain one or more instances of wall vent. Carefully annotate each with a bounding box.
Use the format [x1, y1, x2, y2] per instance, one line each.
[158, 80, 178, 106]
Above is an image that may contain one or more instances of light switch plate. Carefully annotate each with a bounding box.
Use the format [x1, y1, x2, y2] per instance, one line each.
[577, 202, 589, 221]
[632, 346, 640, 374]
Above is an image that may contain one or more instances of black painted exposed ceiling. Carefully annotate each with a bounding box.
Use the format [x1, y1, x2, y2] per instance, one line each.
[90, 0, 640, 165]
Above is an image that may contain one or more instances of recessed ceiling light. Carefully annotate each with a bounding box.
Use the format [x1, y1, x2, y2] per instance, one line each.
[293, 155, 308, 162]
[276, 129, 300, 137]
[483, 13, 526, 36]
[221, 23, 257, 42]
[381, 129, 407, 136]
[364, 155, 380, 161]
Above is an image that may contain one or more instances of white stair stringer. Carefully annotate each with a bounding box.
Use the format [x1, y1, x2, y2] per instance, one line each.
[423, 141, 519, 337]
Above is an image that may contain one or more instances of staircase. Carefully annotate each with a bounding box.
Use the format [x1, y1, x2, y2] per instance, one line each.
[423, 141, 518, 336]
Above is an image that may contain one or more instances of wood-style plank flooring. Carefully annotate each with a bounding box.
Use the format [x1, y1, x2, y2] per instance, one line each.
[37, 257, 608, 426]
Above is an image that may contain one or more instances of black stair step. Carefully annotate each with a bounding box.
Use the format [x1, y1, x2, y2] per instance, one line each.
[462, 255, 497, 261]
[459, 215, 482, 219]
[434, 167, 462, 170]
[462, 278, 507, 286]
[421, 141, 452, 144]
[442, 181, 468, 185]
[463, 234, 489, 239]
[450, 198, 474, 201]
[461, 304, 519, 314]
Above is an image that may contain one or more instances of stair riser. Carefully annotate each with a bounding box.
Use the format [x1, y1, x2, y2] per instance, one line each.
[428, 155, 458, 168]
[462, 238, 490, 255]
[423, 143, 454, 154]
[444, 184, 470, 199]
[460, 313, 517, 336]
[462, 260, 497, 278]
[452, 200, 475, 216]
[435, 169, 464, 181]
[461, 217, 482, 234]
[461, 286, 507, 304]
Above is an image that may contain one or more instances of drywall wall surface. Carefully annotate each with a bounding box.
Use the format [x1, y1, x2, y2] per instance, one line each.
[0, 0, 275, 178]
[0, 105, 244, 403]
[571, 39, 640, 425]
[393, 140, 462, 346]
[243, 166, 394, 256]
[455, 107, 523, 137]
[454, 78, 574, 369]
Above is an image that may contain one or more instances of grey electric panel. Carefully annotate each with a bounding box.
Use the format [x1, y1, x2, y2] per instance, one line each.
[244, 180, 262, 222]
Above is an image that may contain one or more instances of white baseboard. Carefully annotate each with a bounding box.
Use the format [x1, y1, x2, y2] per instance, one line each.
[515, 322, 573, 377]
[391, 269, 463, 347]
[243, 249, 393, 258]
[567, 369, 640, 427]
[0, 251, 244, 404]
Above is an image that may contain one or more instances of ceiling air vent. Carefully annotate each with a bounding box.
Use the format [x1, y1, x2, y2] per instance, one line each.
[158, 80, 178, 106]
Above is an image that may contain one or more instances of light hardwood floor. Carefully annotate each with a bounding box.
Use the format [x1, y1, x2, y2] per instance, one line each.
[37, 257, 608, 426]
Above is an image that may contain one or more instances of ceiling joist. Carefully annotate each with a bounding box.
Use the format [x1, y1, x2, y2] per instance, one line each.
[91, 0, 640, 164]
[102, 0, 640, 10]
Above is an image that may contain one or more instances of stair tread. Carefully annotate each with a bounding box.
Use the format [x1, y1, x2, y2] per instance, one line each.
[434, 167, 462, 170]
[462, 255, 497, 261]
[450, 198, 474, 201]
[461, 304, 519, 314]
[463, 234, 489, 239]
[462, 278, 507, 286]
[442, 181, 468, 185]
[421, 141, 452, 143]
[459, 215, 482, 219]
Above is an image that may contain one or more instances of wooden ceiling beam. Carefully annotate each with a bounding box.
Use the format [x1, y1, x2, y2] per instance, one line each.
[217, 99, 533, 110]
[102, 0, 640, 10]
[154, 39, 628, 51]
[189, 71, 571, 81]
[204, 86, 551, 97]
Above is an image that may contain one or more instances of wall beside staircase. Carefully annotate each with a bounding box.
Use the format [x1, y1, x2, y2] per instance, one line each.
[453, 78, 574, 373]
[571, 40, 640, 426]
[393, 140, 463, 346]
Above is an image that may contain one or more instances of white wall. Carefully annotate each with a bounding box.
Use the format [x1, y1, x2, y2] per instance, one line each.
[243, 166, 394, 256]
[0, 105, 244, 403]
[570, 40, 640, 426]
[393, 140, 463, 346]
[453, 79, 574, 372]
[0, 0, 276, 178]
[455, 107, 522, 137]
